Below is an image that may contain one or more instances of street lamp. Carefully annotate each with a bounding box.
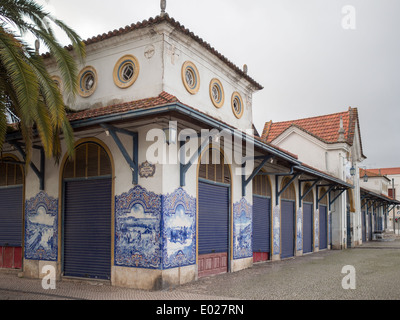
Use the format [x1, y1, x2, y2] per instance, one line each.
[350, 165, 356, 177]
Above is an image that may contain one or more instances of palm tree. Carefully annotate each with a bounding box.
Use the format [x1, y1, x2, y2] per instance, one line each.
[0, 0, 85, 163]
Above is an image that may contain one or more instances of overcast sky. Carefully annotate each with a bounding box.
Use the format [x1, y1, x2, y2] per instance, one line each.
[35, 0, 400, 169]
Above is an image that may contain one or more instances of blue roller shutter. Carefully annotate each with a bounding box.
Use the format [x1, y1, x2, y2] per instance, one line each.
[303, 203, 313, 254]
[63, 178, 112, 280]
[362, 211, 366, 242]
[252, 196, 271, 255]
[198, 181, 229, 255]
[368, 211, 372, 241]
[0, 186, 23, 247]
[281, 200, 295, 259]
[319, 205, 328, 250]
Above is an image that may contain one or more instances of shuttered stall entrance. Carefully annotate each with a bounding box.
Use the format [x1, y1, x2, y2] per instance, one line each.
[198, 148, 231, 278]
[302, 184, 314, 254]
[362, 210, 366, 242]
[0, 158, 24, 269]
[368, 205, 372, 241]
[319, 205, 328, 250]
[280, 178, 296, 259]
[252, 175, 271, 262]
[318, 188, 328, 250]
[62, 142, 112, 280]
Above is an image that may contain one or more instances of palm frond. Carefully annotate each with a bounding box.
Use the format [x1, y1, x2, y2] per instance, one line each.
[0, 27, 39, 126]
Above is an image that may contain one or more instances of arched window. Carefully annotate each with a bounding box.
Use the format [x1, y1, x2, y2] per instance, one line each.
[253, 175, 272, 198]
[303, 184, 314, 203]
[63, 142, 112, 179]
[198, 147, 231, 184]
[281, 177, 296, 201]
[319, 188, 328, 206]
[0, 157, 24, 186]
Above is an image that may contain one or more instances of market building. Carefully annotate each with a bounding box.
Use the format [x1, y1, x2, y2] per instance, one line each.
[261, 108, 366, 249]
[360, 168, 400, 235]
[0, 6, 367, 289]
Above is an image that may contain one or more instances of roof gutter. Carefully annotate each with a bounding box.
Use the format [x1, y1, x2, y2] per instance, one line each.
[53, 102, 301, 166]
[5, 102, 354, 188]
[294, 165, 354, 189]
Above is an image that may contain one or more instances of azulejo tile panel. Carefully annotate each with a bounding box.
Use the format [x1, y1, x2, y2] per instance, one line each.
[273, 206, 280, 255]
[25, 192, 58, 261]
[233, 198, 252, 260]
[297, 208, 303, 251]
[315, 209, 319, 248]
[115, 186, 162, 269]
[162, 188, 196, 269]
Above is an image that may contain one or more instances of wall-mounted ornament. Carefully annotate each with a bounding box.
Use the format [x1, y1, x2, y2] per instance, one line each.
[144, 45, 155, 60]
[139, 161, 156, 178]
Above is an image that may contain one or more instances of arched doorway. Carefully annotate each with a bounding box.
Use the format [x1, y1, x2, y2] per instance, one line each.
[61, 140, 113, 280]
[319, 188, 328, 250]
[252, 174, 272, 262]
[0, 155, 24, 269]
[302, 184, 314, 254]
[280, 177, 296, 259]
[197, 146, 231, 278]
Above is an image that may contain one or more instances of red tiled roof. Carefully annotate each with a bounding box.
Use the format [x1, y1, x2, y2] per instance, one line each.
[359, 168, 391, 181]
[261, 107, 365, 157]
[66, 91, 299, 160]
[43, 14, 263, 91]
[67, 91, 178, 122]
[366, 168, 400, 176]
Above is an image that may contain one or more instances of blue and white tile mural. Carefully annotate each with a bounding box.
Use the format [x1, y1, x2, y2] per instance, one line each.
[273, 206, 280, 255]
[297, 208, 302, 251]
[115, 186, 162, 269]
[315, 209, 319, 248]
[233, 198, 252, 260]
[25, 192, 58, 261]
[162, 188, 196, 269]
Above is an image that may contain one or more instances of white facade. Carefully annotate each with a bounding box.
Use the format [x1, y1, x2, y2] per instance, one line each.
[266, 116, 365, 248]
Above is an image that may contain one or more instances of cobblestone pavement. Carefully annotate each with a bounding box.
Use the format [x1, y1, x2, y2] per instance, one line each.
[1, 237, 400, 301]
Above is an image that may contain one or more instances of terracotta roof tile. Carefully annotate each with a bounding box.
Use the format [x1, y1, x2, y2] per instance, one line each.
[261, 107, 365, 157]
[366, 168, 400, 176]
[67, 91, 177, 122]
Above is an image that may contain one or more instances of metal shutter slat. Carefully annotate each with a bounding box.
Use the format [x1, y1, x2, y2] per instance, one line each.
[362, 211, 366, 242]
[63, 179, 112, 280]
[319, 205, 328, 249]
[0, 187, 23, 247]
[198, 182, 229, 255]
[281, 200, 294, 259]
[252, 196, 270, 253]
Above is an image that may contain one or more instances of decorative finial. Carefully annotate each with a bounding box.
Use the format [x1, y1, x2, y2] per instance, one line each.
[161, 0, 166, 15]
[243, 64, 248, 74]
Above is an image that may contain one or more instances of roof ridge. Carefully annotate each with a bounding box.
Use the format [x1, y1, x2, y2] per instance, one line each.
[267, 109, 350, 125]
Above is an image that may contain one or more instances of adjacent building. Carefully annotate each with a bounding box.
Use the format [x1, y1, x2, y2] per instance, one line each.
[362, 168, 400, 234]
[261, 108, 365, 249]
